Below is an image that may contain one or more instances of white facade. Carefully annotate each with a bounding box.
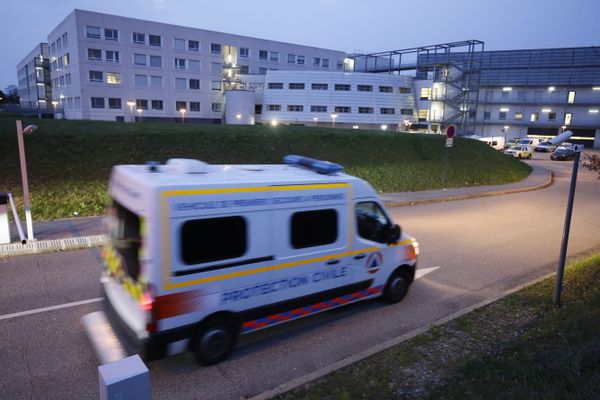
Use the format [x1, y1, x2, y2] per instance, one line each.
[16, 43, 51, 111]
[46, 9, 346, 122]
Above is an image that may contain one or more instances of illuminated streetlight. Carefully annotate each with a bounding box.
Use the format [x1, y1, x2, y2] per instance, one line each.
[381, 124, 388, 131]
[51, 101, 59, 112]
[236, 113, 242, 120]
[136, 108, 143, 122]
[330, 113, 338, 128]
[180, 108, 186, 123]
[271, 120, 278, 127]
[313, 117, 318, 127]
[127, 100, 136, 122]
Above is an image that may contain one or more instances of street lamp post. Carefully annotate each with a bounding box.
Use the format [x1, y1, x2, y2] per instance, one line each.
[137, 108, 143, 122]
[16, 120, 38, 241]
[127, 100, 136, 122]
[313, 117, 318, 127]
[330, 113, 338, 128]
[180, 108, 186, 124]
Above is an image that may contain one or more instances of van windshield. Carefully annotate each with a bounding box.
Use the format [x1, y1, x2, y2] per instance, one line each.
[107, 200, 141, 280]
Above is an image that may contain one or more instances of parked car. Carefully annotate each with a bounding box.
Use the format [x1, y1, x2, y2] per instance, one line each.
[517, 138, 541, 149]
[551, 146, 578, 161]
[504, 138, 521, 151]
[535, 141, 557, 152]
[505, 145, 532, 159]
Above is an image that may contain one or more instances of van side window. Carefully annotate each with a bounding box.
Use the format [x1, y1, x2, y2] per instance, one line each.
[291, 209, 337, 249]
[181, 216, 246, 265]
[356, 201, 390, 243]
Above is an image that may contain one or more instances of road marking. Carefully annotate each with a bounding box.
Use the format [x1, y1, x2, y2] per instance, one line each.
[415, 266, 440, 279]
[0, 297, 103, 321]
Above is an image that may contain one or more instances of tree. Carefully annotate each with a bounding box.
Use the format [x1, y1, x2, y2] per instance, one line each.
[583, 154, 600, 179]
[4, 85, 19, 104]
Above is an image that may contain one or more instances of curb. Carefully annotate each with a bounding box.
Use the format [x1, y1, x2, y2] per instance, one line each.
[383, 169, 553, 208]
[248, 269, 558, 400]
[0, 234, 108, 258]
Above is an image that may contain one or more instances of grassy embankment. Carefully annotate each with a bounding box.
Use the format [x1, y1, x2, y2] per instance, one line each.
[280, 254, 600, 400]
[0, 114, 531, 220]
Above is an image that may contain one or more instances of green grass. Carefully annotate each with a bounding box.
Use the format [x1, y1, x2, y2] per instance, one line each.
[279, 254, 600, 400]
[0, 114, 531, 220]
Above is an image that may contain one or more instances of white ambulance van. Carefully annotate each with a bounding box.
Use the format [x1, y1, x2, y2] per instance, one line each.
[84, 155, 419, 365]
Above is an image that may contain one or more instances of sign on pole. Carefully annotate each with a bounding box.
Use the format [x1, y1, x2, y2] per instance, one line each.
[446, 125, 456, 138]
[445, 137, 454, 148]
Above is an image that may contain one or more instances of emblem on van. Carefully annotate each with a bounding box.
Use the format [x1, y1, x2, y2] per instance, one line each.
[365, 252, 383, 274]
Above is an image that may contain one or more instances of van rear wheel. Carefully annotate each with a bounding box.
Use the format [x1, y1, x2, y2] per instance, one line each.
[191, 316, 237, 365]
[383, 269, 410, 304]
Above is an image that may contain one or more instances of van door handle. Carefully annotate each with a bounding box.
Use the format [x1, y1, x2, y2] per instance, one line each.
[354, 254, 366, 260]
[326, 259, 340, 265]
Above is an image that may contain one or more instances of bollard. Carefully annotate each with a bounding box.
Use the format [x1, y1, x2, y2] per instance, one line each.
[98, 355, 151, 400]
[0, 192, 9, 244]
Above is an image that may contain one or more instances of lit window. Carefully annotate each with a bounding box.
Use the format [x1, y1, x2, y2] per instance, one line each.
[514, 112, 523, 121]
[420, 87, 431, 100]
[418, 109, 429, 121]
[567, 91, 576, 104]
[530, 112, 538, 122]
[106, 72, 121, 84]
[564, 113, 572, 125]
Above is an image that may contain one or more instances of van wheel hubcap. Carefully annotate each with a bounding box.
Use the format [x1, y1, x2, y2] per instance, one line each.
[200, 328, 230, 359]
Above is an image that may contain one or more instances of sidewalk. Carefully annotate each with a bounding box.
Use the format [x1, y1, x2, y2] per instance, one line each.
[0, 166, 551, 258]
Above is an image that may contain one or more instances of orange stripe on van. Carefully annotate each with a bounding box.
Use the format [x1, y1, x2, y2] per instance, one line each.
[155, 289, 204, 320]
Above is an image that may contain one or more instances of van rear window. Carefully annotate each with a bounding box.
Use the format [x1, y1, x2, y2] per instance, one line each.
[181, 216, 247, 265]
[108, 200, 141, 279]
[291, 209, 338, 249]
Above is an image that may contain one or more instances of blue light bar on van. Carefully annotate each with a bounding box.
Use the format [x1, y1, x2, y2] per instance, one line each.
[283, 155, 343, 174]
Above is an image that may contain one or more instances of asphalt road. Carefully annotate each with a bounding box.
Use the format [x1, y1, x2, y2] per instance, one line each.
[1, 155, 600, 400]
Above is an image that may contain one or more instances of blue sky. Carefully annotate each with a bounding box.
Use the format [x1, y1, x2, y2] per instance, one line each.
[2, 0, 599, 91]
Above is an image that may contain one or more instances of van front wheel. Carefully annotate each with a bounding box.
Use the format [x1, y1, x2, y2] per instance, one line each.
[383, 269, 410, 304]
[191, 316, 237, 365]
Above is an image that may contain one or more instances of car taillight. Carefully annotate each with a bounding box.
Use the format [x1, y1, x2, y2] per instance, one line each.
[140, 284, 157, 333]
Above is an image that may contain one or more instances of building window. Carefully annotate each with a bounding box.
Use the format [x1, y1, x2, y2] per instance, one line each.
[311, 105, 327, 112]
[313, 57, 321, 67]
[255, 104, 262, 115]
[106, 50, 120, 63]
[336, 60, 343, 70]
[189, 60, 200, 72]
[297, 55, 305, 65]
[420, 87, 431, 100]
[501, 90, 510, 98]
[149, 34, 161, 46]
[239, 65, 249, 74]
[190, 102, 200, 112]
[175, 58, 186, 69]
[151, 100, 163, 110]
[268, 104, 281, 111]
[104, 29, 118, 41]
[211, 43, 221, 54]
[63, 53, 70, 66]
[564, 112, 573, 125]
[334, 84, 351, 91]
[268, 82, 283, 89]
[90, 97, 105, 108]
[65, 73, 71, 85]
[211, 81, 222, 90]
[136, 99, 148, 110]
[89, 70, 103, 82]
[135, 74, 148, 87]
[359, 107, 374, 114]
[335, 106, 351, 113]
[108, 98, 122, 109]
[133, 32, 145, 44]
[311, 83, 328, 90]
[133, 53, 146, 65]
[322, 59, 329, 68]
[288, 105, 304, 112]
[291, 209, 337, 249]
[62, 32, 68, 46]
[150, 75, 162, 88]
[379, 86, 393, 93]
[287, 54, 296, 63]
[188, 40, 199, 52]
[174, 38, 186, 50]
[484, 111, 491, 120]
[106, 72, 121, 84]
[175, 78, 186, 89]
[189, 79, 200, 90]
[567, 91, 576, 104]
[548, 112, 556, 121]
[270, 51, 279, 62]
[176, 101, 187, 111]
[259, 50, 268, 60]
[418, 109, 429, 121]
[149, 55, 162, 67]
[530, 112, 538, 122]
[212, 103, 222, 112]
[210, 62, 221, 73]
[499, 111, 507, 120]
[86, 26, 101, 39]
[401, 109, 414, 115]
[87, 48, 102, 61]
[181, 216, 246, 265]
[357, 85, 373, 92]
[380, 107, 395, 115]
[514, 112, 523, 121]
[399, 87, 411, 94]
[239, 47, 249, 57]
[289, 83, 305, 90]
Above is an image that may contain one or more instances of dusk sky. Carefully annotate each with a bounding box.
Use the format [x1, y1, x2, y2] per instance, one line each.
[2, 0, 600, 91]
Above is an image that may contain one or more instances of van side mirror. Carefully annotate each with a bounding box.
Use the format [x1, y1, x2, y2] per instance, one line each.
[386, 224, 401, 244]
